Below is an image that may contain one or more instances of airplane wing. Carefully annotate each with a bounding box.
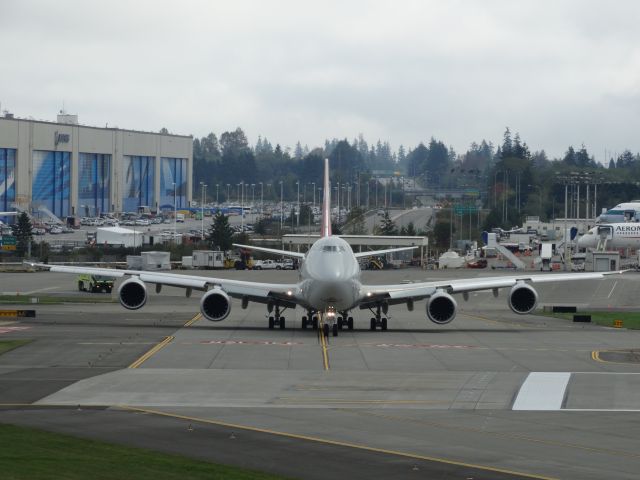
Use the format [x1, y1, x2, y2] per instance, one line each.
[30, 263, 300, 307]
[353, 246, 418, 258]
[232, 243, 306, 259]
[358, 270, 628, 307]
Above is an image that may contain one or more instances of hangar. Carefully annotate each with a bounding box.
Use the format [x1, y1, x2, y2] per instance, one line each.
[0, 112, 192, 221]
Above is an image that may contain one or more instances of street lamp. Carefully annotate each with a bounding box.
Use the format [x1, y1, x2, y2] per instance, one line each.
[259, 182, 263, 218]
[279, 180, 284, 232]
[296, 181, 300, 229]
[172, 182, 177, 241]
[226, 184, 230, 204]
[200, 182, 207, 240]
[312, 182, 316, 207]
[215, 184, 219, 206]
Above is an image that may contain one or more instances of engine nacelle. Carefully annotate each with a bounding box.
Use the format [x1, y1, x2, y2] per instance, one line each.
[200, 288, 232, 322]
[508, 283, 538, 314]
[118, 277, 147, 310]
[426, 291, 457, 325]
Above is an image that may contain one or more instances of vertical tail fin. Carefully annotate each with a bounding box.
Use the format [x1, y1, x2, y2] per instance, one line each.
[321, 158, 332, 237]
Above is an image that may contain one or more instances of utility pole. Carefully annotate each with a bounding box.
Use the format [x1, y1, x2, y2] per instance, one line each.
[280, 181, 283, 232]
[296, 180, 300, 232]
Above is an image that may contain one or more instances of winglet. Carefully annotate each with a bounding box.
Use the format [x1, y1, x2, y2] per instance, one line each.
[321, 158, 332, 237]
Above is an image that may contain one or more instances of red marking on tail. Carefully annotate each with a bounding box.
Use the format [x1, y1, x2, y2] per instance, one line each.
[321, 158, 332, 237]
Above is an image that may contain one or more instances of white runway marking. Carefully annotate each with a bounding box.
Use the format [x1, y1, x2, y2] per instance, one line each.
[607, 281, 618, 299]
[512, 372, 570, 411]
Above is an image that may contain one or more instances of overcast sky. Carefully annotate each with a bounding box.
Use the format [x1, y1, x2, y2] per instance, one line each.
[2, 0, 640, 161]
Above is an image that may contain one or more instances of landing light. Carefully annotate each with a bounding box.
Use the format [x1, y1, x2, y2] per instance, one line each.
[287, 290, 293, 296]
[366, 292, 372, 297]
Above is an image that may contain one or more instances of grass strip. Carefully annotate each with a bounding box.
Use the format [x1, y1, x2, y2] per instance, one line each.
[0, 339, 32, 355]
[543, 311, 640, 329]
[0, 423, 288, 480]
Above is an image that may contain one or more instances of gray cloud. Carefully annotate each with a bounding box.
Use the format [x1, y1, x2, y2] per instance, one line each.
[2, 0, 640, 161]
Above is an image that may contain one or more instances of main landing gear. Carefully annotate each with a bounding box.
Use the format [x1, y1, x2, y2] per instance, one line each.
[337, 312, 354, 331]
[268, 304, 289, 330]
[368, 305, 388, 331]
[301, 311, 319, 330]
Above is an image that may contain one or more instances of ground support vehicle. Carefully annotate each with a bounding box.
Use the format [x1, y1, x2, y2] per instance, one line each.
[77, 274, 114, 293]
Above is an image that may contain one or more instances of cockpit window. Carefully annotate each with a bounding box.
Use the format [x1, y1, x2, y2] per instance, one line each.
[322, 245, 346, 252]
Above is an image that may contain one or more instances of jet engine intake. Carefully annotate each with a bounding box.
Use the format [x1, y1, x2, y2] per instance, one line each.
[508, 283, 538, 314]
[200, 288, 231, 322]
[118, 277, 147, 310]
[426, 291, 457, 324]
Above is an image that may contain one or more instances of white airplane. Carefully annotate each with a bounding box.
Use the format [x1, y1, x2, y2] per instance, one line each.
[597, 202, 640, 223]
[578, 223, 640, 250]
[30, 159, 627, 336]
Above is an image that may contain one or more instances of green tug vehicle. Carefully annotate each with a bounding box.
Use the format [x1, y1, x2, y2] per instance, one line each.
[77, 274, 114, 293]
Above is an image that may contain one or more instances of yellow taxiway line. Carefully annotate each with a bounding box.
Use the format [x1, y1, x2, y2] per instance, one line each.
[318, 317, 330, 370]
[183, 313, 202, 327]
[128, 336, 174, 369]
[118, 405, 557, 480]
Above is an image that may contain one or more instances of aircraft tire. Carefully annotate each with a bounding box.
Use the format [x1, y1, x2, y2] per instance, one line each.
[323, 323, 329, 337]
[332, 324, 338, 336]
[381, 318, 388, 331]
[301, 316, 307, 329]
[312, 317, 319, 329]
[268, 317, 274, 329]
[337, 317, 343, 329]
[370, 318, 376, 330]
[348, 317, 354, 330]
[280, 317, 286, 329]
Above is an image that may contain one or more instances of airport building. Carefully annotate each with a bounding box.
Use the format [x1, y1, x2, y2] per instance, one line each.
[0, 113, 192, 220]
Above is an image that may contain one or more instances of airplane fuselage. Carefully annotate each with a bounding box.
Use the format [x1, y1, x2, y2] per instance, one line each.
[578, 223, 640, 250]
[297, 236, 362, 312]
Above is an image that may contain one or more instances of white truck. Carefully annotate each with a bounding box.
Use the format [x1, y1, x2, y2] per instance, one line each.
[252, 259, 284, 270]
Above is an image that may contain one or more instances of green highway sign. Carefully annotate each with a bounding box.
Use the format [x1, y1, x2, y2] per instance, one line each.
[454, 205, 478, 214]
[1, 236, 16, 245]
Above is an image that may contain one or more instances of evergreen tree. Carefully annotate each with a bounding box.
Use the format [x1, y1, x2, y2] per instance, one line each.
[609, 158, 616, 169]
[11, 212, 32, 257]
[207, 212, 234, 251]
[405, 221, 417, 236]
[379, 211, 398, 235]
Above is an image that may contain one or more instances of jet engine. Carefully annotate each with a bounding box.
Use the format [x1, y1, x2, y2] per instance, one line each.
[508, 283, 538, 314]
[200, 288, 231, 322]
[118, 277, 147, 310]
[426, 290, 457, 325]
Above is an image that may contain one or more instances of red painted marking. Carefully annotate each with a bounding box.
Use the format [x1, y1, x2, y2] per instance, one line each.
[0, 326, 31, 335]
[199, 340, 303, 346]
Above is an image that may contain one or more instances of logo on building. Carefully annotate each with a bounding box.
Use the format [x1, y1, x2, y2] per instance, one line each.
[54, 131, 70, 146]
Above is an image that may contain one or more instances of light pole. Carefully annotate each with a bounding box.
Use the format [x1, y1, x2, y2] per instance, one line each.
[296, 181, 300, 229]
[226, 184, 230, 204]
[200, 182, 207, 239]
[215, 184, 219, 206]
[173, 182, 177, 241]
[279, 181, 284, 232]
[312, 182, 316, 207]
[240, 181, 244, 233]
[259, 182, 263, 218]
